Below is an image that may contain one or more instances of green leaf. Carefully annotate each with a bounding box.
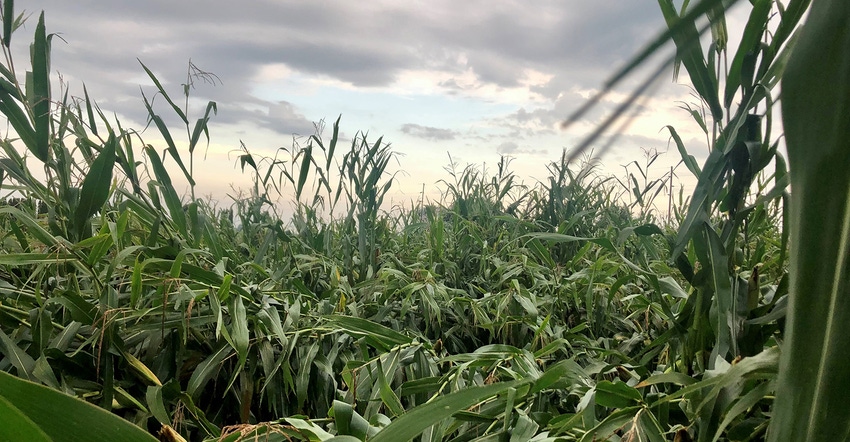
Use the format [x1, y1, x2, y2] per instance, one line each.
[296, 143, 312, 200]
[130, 258, 143, 307]
[146, 385, 170, 425]
[285, 417, 335, 441]
[712, 381, 772, 442]
[325, 315, 412, 350]
[144, 146, 187, 237]
[511, 412, 539, 442]
[658, 0, 723, 120]
[375, 358, 405, 417]
[73, 135, 116, 239]
[327, 115, 341, 170]
[579, 406, 642, 442]
[2, 0, 13, 48]
[370, 380, 526, 442]
[524, 232, 616, 253]
[652, 347, 779, 408]
[231, 293, 250, 370]
[595, 380, 643, 409]
[30, 11, 50, 163]
[187, 343, 232, 399]
[0, 395, 51, 442]
[146, 111, 195, 187]
[0, 328, 35, 381]
[770, 1, 850, 440]
[32, 356, 59, 389]
[332, 400, 371, 439]
[634, 410, 667, 442]
[724, 0, 771, 107]
[0, 252, 76, 265]
[188, 101, 217, 155]
[704, 223, 735, 358]
[0, 89, 37, 156]
[529, 359, 580, 394]
[636, 372, 696, 389]
[82, 84, 98, 136]
[138, 60, 187, 124]
[666, 125, 701, 177]
[0, 370, 157, 441]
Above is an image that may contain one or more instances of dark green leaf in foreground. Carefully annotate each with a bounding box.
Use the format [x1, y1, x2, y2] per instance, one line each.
[0, 395, 51, 442]
[0, 370, 157, 441]
[770, 0, 850, 440]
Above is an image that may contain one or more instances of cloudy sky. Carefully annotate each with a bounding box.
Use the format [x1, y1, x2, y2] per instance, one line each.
[12, 1, 748, 211]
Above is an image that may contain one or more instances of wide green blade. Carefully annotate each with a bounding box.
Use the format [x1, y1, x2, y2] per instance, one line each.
[0, 370, 157, 441]
[370, 380, 525, 442]
[325, 315, 412, 349]
[0, 395, 51, 441]
[73, 135, 116, 239]
[770, 1, 850, 440]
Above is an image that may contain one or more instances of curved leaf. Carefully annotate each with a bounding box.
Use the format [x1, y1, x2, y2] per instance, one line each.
[0, 370, 157, 441]
[371, 380, 526, 442]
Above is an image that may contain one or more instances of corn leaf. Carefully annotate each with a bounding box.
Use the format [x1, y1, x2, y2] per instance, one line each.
[231, 293, 249, 371]
[724, 0, 771, 107]
[138, 60, 187, 124]
[0, 370, 157, 441]
[0, 395, 51, 442]
[187, 343, 232, 399]
[144, 145, 187, 237]
[371, 380, 526, 442]
[30, 12, 50, 163]
[0, 90, 37, 155]
[2, 0, 13, 48]
[770, 1, 850, 440]
[0, 328, 35, 381]
[595, 380, 643, 409]
[325, 315, 412, 349]
[73, 135, 116, 239]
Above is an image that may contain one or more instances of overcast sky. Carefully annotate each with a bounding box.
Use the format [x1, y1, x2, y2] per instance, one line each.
[10, 1, 749, 212]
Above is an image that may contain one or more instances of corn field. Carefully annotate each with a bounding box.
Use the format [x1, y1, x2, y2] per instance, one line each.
[0, 0, 847, 441]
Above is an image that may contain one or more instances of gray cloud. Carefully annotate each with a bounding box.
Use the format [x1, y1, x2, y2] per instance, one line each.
[21, 0, 664, 95]
[9, 0, 679, 171]
[496, 141, 548, 156]
[400, 124, 459, 141]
